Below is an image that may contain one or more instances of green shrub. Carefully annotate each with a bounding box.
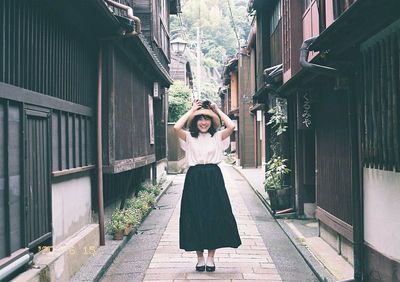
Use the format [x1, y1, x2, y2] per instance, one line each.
[108, 209, 128, 234]
[124, 208, 141, 227]
[126, 196, 149, 214]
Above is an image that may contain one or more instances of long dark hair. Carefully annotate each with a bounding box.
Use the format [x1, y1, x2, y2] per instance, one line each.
[189, 115, 216, 137]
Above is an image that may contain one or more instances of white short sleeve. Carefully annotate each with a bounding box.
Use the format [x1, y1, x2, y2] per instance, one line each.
[179, 131, 190, 152]
[214, 131, 230, 151]
[220, 131, 230, 151]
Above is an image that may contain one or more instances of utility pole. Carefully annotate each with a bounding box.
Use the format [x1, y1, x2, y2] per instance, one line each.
[195, 1, 201, 100]
[196, 26, 201, 100]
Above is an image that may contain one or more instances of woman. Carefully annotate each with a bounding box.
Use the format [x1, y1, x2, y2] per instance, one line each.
[174, 99, 241, 272]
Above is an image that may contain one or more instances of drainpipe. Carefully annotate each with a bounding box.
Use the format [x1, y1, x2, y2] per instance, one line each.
[97, 43, 105, 246]
[96, 1, 142, 245]
[0, 253, 34, 281]
[300, 37, 338, 76]
[348, 73, 364, 281]
[105, 0, 141, 36]
[300, 36, 364, 281]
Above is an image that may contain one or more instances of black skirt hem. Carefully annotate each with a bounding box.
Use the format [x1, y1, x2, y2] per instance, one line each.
[179, 164, 241, 252]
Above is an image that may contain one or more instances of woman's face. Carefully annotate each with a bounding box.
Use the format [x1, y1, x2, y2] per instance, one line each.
[197, 115, 211, 133]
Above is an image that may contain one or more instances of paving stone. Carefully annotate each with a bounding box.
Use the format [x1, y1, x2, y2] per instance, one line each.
[138, 164, 283, 281]
[95, 165, 319, 281]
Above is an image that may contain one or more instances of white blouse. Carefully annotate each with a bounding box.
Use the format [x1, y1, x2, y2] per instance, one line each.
[179, 130, 230, 167]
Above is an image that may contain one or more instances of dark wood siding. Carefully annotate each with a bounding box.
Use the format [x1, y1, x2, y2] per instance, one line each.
[0, 100, 23, 257]
[102, 45, 156, 173]
[315, 91, 353, 229]
[51, 111, 94, 172]
[360, 21, 400, 172]
[154, 88, 166, 161]
[256, 9, 270, 90]
[24, 106, 52, 248]
[0, 0, 98, 108]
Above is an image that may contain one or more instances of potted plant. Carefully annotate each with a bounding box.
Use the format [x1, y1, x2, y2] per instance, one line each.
[264, 105, 294, 212]
[109, 209, 128, 240]
[123, 208, 141, 235]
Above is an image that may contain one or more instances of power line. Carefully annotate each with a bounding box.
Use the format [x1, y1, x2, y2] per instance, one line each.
[226, 0, 241, 52]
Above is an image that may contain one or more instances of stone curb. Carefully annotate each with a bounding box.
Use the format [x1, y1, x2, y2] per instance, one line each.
[70, 178, 175, 282]
[231, 164, 328, 282]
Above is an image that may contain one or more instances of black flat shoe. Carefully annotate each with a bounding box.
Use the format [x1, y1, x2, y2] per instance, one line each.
[196, 263, 205, 272]
[206, 264, 215, 272]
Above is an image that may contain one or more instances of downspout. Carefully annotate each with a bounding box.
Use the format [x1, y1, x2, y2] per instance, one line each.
[300, 36, 364, 281]
[105, 0, 142, 36]
[96, 1, 142, 245]
[97, 43, 105, 246]
[348, 66, 364, 281]
[300, 37, 338, 76]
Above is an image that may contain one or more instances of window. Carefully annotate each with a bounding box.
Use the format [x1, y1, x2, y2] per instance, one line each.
[302, 0, 311, 14]
[270, 0, 282, 35]
[157, 0, 170, 60]
[333, 0, 356, 19]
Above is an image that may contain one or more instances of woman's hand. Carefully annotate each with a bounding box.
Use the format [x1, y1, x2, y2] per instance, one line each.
[206, 99, 218, 112]
[192, 99, 202, 111]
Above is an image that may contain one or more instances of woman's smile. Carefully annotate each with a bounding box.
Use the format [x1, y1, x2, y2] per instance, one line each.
[197, 116, 211, 133]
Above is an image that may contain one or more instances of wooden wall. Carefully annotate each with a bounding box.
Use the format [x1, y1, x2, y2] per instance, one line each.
[0, 0, 97, 259]
[315, 90, 353, 241]
[282, 0, 303, 82]
[239, 54, 256, 168]
[102, 45, 156, 173]
[0, 0, 98, 108]
[360, 20, 400, 172]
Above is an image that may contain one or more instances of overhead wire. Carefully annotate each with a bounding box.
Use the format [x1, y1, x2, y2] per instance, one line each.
[226, 0, 241, 52]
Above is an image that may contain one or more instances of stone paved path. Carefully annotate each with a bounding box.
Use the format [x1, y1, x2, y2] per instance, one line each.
[102, 163, 317, 281]
[143, 166, 282, 281]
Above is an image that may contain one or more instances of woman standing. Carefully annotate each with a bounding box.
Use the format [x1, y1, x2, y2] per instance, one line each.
[174, 99, 241, 272]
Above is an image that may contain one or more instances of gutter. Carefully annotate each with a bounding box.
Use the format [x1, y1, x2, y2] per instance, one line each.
[104, 0, 141, 36]
[300, 37, 338, 76]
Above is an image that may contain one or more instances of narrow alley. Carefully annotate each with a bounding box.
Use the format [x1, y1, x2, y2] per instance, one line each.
[99, 163, 318, 281]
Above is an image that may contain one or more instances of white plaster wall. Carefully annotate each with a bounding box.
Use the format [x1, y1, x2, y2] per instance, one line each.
[157, 159, 167, 180]
[364, 168, 400, 259]
[52, 173, 92, 245]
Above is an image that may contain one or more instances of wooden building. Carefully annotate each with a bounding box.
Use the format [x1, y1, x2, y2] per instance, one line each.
[245, 0, 400, 280]
[167, 54, 192, 173]
[0, 0, 178, 279]
[170, 54, 193, 89]
[301, 1, 400, 280]
[221, 58, 239, 156]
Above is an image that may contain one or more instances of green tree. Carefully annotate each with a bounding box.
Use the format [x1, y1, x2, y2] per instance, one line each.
[168, 81, 192, 122]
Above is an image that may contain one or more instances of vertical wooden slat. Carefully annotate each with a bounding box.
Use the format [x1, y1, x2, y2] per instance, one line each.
[395, 31, 400, 171]
[371, 45, 378, 167]
[361, 51, 367, 166]
[4, 101, 11, 256]
[65, 112, 69, 169]
[0, 0, 4, 82]
[38, 7, 43, 93]
[5, 0, 11, 83]
[367, 48, 374, 167]
[16, 1, 21, 85]
[386, 35, 394, 170]
[380, 40, 387, 170]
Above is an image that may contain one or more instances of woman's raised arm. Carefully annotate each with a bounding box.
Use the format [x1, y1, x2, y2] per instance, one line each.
[173, 100, 202, 141]
[208, 100, 235, 140]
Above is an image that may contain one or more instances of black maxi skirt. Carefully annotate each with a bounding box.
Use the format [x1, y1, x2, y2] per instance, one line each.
[179, 164, 241, 251]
